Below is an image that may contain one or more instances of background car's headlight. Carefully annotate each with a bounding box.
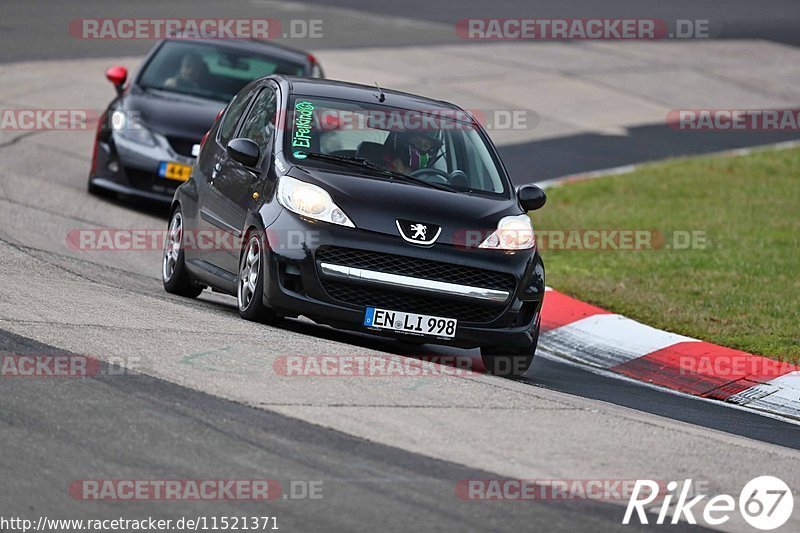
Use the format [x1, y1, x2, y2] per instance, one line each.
[479, 214, 535, 250]
[111, 110, 157, 147]
[277, 176, 354, 227]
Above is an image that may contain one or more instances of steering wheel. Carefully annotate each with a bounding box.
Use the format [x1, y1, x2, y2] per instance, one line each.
[409, 167, 452, 182]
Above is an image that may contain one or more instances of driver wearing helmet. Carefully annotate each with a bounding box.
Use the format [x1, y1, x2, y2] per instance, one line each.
[385, 132, 442, 175]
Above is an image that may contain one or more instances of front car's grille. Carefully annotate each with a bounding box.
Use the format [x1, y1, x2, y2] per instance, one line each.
[315, 246, 516, 292]
[321, 282, 504, 323]
[315, 246, 516, 324]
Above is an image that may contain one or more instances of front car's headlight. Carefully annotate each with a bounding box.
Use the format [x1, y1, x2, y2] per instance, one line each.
[276, 176, 354, 227]
[111, 110, 157, 147]
[479, 214, 535, 250]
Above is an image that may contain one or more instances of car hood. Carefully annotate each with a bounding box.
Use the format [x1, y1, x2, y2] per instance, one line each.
[120, 86, 224, 140]
[287, 165, 521, 246]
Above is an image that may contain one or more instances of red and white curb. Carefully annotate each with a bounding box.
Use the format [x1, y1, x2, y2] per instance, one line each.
[534, 288, 800, 423]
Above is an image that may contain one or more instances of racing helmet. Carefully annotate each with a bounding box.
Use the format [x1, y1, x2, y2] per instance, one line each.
[394, 132, 442, 171]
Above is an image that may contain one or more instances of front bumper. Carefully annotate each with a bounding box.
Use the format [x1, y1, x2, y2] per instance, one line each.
[89, 131, 195, 204]
[260, 210, 545, 350]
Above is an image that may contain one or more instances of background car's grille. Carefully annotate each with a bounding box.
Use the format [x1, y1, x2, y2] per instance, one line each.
[167, 136, 199, 158]
[124, 166, 179, 193]
[315, 246, 516, 292]
[124, 166, 156, 189]
[315, 246, 516, 324]
[321, 282, 504, 323]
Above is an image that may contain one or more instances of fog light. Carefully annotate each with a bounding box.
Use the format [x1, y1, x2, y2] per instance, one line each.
[107, 160, 119, 173]
[331, 208, 347, 225]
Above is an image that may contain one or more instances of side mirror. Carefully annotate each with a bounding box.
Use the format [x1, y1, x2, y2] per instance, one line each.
[517, 184, 547, 211]
[227, 138, 260, 167]
[105, 66, 128, 94]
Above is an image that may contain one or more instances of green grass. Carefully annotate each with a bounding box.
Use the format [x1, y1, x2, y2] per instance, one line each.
[532, 146, 800, 363]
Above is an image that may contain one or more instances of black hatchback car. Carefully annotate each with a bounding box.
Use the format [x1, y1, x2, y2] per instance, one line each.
[89, 38, 323, 203]
[163, 76, 546, 376]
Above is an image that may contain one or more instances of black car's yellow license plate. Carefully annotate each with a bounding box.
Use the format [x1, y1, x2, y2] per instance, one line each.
[158, 161, 192, 182]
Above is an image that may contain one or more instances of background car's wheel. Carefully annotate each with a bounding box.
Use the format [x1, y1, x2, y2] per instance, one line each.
[480, 321, 540, 378]
[162, 207, 203, 298]
[237, 231, 278, 324]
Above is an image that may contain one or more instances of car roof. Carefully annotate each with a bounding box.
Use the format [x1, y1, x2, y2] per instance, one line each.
[279, 76, 465, 114]
[161, 38, 312, 65]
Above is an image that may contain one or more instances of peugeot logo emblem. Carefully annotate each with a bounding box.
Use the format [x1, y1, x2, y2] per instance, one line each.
[410, 223, 427, 240]
[396, 219, 442, 245]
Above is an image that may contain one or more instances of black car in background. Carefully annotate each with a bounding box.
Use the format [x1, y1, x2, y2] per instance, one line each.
[89, 38, 323, 203]
[162, 76, 547, 376]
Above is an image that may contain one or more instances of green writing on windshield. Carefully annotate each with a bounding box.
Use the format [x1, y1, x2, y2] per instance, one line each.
[292, 100, 314, 149]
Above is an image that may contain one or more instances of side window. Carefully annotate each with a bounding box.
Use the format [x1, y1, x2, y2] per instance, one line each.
[237, 87, 278, 154]
[218, 89, 253, 146]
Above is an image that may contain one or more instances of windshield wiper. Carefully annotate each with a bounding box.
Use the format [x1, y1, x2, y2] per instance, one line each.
[297, 152, 458, 193]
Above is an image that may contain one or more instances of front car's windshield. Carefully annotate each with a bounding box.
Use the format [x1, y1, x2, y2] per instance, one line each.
[138, 41, 305, 103]
[285, 95, 509, 196]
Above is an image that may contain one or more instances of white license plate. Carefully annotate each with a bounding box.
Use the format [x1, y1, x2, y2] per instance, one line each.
[363, 307, 457, 339]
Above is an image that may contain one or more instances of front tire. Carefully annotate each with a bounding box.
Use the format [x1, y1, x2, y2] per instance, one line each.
[237, 231, 278, 324]
[480, 321, 540, 378]
[162, 207, 203, 298]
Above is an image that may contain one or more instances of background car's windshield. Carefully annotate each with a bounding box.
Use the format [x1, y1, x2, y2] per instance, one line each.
[286, 96, 508, 195]
[138, 41, 304, 102]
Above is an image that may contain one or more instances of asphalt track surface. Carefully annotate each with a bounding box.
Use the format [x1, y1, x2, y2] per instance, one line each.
[1, 329, 717, 532]
[1, 1, 800, 532]
[3, 0, 800, 179]
[3, 0, 800, 62]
